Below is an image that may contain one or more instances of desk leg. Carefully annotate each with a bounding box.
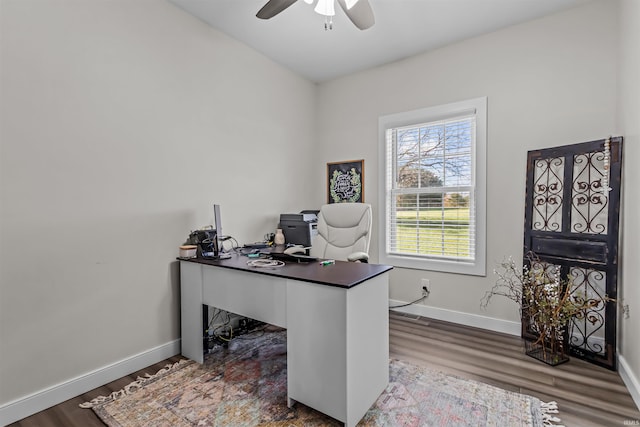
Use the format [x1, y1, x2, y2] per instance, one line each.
[202, 304, 209, 353]
[287, 274, 389, 427]
[180, 261, 204, 364]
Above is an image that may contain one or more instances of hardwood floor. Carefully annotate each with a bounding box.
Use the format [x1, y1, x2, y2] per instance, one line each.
[10, 313, 640, 426]
[8, 354, 185, 427]
[388, 312, 640, 427]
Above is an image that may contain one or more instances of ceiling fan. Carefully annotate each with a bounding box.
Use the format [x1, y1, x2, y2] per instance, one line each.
[256, 0, 375, 30]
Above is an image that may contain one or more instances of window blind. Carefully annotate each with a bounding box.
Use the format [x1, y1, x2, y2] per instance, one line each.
[385, 114, 476, 262]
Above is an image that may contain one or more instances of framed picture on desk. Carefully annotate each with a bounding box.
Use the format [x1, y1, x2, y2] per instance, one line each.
[327, 159, 364, 203]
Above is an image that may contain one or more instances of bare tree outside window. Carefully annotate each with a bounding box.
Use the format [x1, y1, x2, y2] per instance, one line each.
[380, 97, 486, 275]
[389, 117, 474, 259]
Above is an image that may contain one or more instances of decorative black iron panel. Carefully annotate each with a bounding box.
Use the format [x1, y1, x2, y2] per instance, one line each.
[572, 151, 608, 234]
[524, 137, 622, 370]
[532, 157, 564, 232]
[568, 267, 607, 356]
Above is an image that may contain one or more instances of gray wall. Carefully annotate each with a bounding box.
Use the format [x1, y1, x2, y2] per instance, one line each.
[618, 0, 640, 406]
[0, 0, 316, 405]
[315, 0, 618, 322]
[1, 0, 638, 418]
[313, 0, 638, 407]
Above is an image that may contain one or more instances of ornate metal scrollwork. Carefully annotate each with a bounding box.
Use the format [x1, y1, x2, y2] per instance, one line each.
[571, 152, 609, 234]
[532, 157, 564, 232]
[568, 267, 607, 355]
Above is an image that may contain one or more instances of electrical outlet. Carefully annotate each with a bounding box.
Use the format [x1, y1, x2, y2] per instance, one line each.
[421, 278, 430, 297]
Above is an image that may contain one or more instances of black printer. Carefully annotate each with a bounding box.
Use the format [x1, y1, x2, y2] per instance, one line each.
[279, 211, 318, 247]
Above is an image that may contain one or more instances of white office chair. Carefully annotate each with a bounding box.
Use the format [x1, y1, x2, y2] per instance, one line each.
[310, 203, 372, 263]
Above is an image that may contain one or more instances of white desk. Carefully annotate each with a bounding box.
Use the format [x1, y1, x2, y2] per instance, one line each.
[180, 255, 391, 427]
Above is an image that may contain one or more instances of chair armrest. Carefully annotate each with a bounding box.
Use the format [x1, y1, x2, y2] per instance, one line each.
[347, 252, 369, 263]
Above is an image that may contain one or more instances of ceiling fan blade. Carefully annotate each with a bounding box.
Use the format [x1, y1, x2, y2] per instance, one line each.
[337, 0, 374, 30]
[256, 0, 299, 19]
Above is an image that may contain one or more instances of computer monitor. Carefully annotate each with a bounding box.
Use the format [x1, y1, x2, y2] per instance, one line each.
[214, 204, 222, 246]
[212, 204, 232, 259]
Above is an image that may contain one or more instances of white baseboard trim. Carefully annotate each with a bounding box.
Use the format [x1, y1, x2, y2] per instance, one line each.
[618, 355, 640, 412]
[389, 299, 521, 336]
[0, 339, 181, 426]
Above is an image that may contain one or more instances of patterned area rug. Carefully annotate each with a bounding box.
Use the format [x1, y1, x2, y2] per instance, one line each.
[81, 330, 562, 426]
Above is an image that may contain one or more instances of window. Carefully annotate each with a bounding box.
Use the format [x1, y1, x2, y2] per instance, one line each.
[378, 97, 486, 275]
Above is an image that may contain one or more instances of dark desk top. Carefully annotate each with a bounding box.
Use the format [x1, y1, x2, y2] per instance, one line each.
[179, 254, 393, 289]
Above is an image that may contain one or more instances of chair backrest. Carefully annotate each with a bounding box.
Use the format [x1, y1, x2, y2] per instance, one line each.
[310, 203, 372, 261]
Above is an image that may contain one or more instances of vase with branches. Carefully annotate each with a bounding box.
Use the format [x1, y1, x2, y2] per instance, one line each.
[481, 252, 604, 365]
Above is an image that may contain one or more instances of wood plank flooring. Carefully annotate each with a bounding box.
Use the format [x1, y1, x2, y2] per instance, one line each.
[388, 312, 640, 427]
[10, 312, 640, 426]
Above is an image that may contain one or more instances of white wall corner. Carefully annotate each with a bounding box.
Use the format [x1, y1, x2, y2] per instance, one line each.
[389, 300, 521, 336]
[0, 339, 181, 426]
[618, 355, 640, 412]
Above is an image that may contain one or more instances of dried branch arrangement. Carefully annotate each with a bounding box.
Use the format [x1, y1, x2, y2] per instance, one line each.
[481, 252, 605, 364]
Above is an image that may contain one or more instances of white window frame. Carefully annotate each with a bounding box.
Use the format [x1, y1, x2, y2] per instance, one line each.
[378, 97, 487, 276]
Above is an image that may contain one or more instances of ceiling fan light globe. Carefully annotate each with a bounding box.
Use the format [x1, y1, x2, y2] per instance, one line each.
[314, 0, 335, 16]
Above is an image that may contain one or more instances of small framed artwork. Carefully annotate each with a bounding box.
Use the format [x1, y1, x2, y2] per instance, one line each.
[327, 159, 364, 203]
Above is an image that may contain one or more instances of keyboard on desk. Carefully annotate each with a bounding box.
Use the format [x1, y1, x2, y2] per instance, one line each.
[268, 252, 318, 263]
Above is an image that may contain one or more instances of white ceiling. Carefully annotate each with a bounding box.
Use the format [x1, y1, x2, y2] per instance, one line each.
[169, 0, 591, 83]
